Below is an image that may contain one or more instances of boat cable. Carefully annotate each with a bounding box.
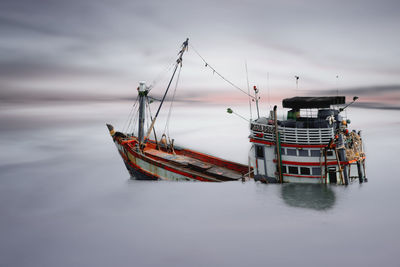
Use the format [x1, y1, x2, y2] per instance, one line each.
[127, 99, 140, 135]
[245, 61, 253, 120]
[142, 38, 189, 146]
[148, 61, 176, 93]
[189, 43, 255, 99]
[145, 96, 159, 147]
[122, 97, 136, 132]
[164, 64, 182, 139]
[123, 96, 139, 134]
[131, 110, 139, 135]
[145, 100, 151, 135]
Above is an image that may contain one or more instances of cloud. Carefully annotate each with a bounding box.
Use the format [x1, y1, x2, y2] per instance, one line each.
[0, 0, 399, 108]
[312, 85, 400, 96]
[353, 102, 400, 110]
[306, 84, 400, 110]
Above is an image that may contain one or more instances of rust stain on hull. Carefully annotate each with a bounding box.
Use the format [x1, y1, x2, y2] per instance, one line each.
[111, 133, 251, 182]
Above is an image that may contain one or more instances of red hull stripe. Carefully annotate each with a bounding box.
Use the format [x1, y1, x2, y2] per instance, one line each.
[274, 158, 365, 166]
[180, 148, 248, 173]
[121, 140, 136, 145]
[120, 144, 218, 182]
[119, 151, 161, 180]
[250, 138, 327, 148]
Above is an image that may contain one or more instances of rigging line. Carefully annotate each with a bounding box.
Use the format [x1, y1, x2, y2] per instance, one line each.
[189, 44, 255, 99]
[131, 111, 139, 135]
[145, 100, 150, 132]
[128, 99, 140, 135]
[164, 64, 182, 138]
[148, 61, 176, 93]
[122, 96, 137, 132]
[145, 96, 160, 145]
[122, 105, 133, 133]
[148, 41, 189, 93]
[142, 38, 189, 145]
[124, 97, 139, 133]
[245, 61, 253, 120]
[267, 72, 271, 110]
[146, 97, 154, 131]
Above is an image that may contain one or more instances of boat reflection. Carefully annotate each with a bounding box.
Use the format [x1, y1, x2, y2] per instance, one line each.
[280, 184, 336, 210]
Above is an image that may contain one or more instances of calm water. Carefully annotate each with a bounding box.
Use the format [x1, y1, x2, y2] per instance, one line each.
[1, 101, 399, 267]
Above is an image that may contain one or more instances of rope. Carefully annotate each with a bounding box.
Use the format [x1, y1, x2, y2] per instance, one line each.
[145, 97, 156, 138]
[129, 113, 137, 135]
[145, 100, 150, 133]
[189, 44, 255, 99]
[148, 61, 176, 93]
[123, 96, 139, 134]
[122, 103, 135, 133]
[245, 61, 253, 120]
[164, 64, 182, 138]
[129, 105, 139, 135]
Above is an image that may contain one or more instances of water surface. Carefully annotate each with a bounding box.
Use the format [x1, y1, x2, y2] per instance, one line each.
[1, 102, 399, 267]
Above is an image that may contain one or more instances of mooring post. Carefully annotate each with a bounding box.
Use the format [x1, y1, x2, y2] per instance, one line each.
[334, 148, 345, 185]
[274, 106, 283, 183]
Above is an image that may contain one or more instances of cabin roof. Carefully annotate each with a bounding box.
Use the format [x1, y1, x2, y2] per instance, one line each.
[282, 96, 346, 109]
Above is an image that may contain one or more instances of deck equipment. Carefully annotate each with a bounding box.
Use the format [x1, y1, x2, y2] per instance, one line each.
[107, 39, 249, 182]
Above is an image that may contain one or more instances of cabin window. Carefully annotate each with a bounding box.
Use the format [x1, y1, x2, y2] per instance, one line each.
[298, 149, 309, 157]
[287, 149, 297, 156]
[281, 148, 285, 155]
[281, 166, 287, 173]
[300, 167, 310, 175]
[327, 150, 334, 156]
[310, 150, 321, 157]
[288, 166, 298, 174]
[256, 145, 264, 158]
[312, 167, 321, 175]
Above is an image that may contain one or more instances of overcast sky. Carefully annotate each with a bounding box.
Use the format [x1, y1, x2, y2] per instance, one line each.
[0, 0, 399, 105]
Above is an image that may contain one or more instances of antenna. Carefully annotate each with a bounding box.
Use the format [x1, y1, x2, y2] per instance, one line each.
[339, 96, 359, 112]
[227, 108, 250, 122]
[336, 75, 339, 96]
[253, 85, 260, 119]
[245, 61, 253, 120]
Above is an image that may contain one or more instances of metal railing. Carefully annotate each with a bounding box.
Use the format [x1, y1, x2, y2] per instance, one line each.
[250, 122, 334, 145]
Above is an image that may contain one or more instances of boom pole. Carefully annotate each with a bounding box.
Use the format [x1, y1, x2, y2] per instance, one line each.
[142, 38, 189, 147]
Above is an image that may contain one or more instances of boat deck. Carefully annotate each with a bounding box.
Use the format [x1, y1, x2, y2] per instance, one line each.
[144, 148, 244, 181]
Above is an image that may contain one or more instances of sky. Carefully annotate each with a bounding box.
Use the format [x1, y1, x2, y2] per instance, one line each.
[0, 0, 399, 108]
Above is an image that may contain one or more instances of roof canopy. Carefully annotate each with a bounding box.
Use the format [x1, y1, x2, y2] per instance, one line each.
[282, 96, 346, 109]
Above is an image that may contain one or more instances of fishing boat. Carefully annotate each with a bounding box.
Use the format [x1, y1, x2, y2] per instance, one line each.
[249, 96, 367, 184]
[106, 39, 249, 182]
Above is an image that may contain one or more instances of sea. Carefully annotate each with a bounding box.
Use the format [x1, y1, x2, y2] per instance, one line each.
[1, 100, 399, 267]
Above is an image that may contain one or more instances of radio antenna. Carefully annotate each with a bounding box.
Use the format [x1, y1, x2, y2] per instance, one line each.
[245, 61, 253, 120]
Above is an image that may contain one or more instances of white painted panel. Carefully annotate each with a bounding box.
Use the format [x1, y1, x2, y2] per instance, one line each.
[257, 159, 265, 175]
[118, 146, 196, 181]
[265, 146, 276, 178]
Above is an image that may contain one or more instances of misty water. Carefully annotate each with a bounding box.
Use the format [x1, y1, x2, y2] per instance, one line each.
[1, 101, 400, 267]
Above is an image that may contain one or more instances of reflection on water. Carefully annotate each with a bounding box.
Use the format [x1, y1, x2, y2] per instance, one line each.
[281, 184, 336, 210]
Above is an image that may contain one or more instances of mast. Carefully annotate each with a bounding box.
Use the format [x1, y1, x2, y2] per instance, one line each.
[274, 105, 283, 183]
[137, 81, 148, 143]
[253, 86, 260, 119]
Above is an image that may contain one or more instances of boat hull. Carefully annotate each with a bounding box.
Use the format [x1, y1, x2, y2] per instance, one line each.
[107, 127, 250, 182]
[117, 145, 204, 181]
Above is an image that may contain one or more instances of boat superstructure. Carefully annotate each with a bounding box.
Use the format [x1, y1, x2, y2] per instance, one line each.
[249, 96, 367, 184]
